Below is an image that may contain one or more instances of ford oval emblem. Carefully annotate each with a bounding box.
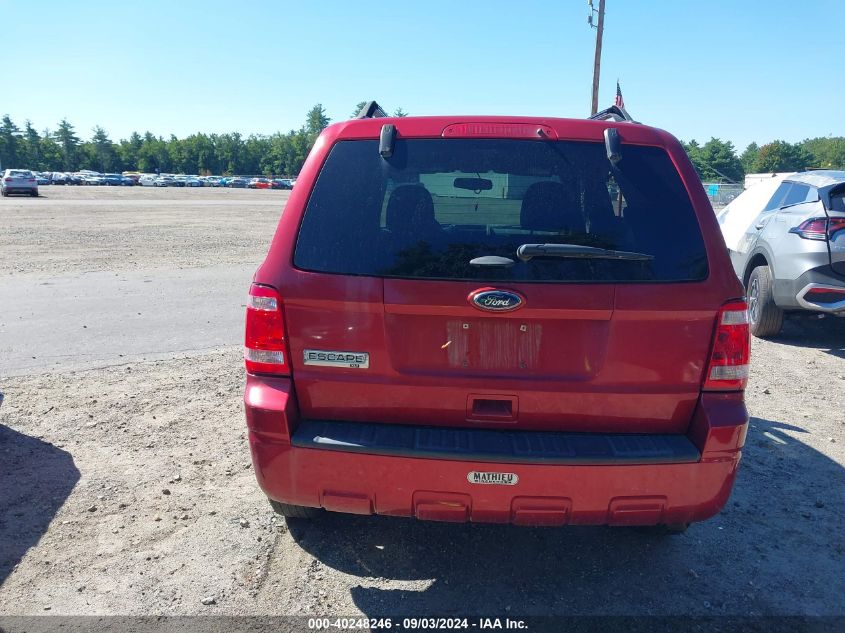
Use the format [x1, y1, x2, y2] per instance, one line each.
[468, 288, 525, 312]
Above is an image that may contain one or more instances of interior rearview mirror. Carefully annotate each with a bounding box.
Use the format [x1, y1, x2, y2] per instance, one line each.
[454, 177, 493, 191]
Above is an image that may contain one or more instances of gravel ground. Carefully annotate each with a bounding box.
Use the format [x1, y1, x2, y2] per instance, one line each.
[0, 187, 844, 619]
[0, 186, 286, 276]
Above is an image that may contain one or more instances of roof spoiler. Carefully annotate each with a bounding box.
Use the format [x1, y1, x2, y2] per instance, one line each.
[589, 105, 638, 124]
[356, 101, 389, 119]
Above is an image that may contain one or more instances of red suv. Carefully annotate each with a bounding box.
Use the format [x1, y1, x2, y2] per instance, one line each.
[244, 103, 749, 532]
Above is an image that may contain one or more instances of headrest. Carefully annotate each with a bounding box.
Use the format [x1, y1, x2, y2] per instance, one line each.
[520, 181, 583, 233]
[385, 185, 437, 235]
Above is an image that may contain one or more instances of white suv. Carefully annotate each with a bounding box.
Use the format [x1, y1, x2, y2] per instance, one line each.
[719, 170, 845, 336]
[1, 169, 38, 197]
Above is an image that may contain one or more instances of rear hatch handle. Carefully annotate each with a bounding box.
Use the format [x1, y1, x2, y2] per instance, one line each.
[469, 255, 515, 268]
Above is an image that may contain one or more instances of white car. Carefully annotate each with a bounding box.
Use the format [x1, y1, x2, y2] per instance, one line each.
[717, 176, 789, 251]
[1, 169, 38, 197]
[139, 175, 158, 186]
[81, 173, 105, 185]
[718, 171, 845, 336]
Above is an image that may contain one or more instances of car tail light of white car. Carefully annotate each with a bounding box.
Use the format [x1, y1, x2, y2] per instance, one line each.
[789, 217, 845, 241]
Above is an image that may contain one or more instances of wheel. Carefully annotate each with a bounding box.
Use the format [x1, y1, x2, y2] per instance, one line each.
[269, 499, 322, 519]
[30, 190, 38, 197]
[747, 265, 783, 338]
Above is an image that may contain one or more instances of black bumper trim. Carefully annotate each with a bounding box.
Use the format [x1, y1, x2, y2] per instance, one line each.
[291, 420, 701, 465]
[773, 264, 845, 309]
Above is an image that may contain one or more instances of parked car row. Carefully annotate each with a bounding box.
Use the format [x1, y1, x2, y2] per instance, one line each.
[228, 176, 295, 189]
[24, 171, 138, 186]
[138, 174, 296, 189]
[1, 169, 142, 196]
[10, 170, 297, 189]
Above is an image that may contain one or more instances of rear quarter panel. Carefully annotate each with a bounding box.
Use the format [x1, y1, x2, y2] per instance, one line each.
[767, 202, 830, 282]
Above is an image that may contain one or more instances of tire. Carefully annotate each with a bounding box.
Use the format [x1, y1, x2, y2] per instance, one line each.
[269, 499, 322, 519]
[30, 191, 38, 197]
[747, 265, 783, 338]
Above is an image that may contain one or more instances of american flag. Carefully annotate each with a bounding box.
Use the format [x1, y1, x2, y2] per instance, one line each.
[614, 80, 625, 109]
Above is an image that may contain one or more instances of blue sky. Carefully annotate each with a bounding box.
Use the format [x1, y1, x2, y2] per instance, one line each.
[4, 0, 842, 151]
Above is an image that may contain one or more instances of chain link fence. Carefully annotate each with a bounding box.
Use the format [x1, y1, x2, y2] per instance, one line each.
[703, 182, 744, 210]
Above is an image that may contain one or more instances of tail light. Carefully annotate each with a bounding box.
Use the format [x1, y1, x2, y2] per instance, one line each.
[703, 300, 750, 391]
[244, 283, 290, 375]
[789, 217, 845, 240]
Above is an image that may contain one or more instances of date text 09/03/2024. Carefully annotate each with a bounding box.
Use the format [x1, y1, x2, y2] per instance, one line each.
[307, 617, 529, 630]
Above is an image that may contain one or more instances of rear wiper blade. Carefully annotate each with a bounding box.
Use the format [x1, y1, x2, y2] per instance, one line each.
[516, 243, 653, 262]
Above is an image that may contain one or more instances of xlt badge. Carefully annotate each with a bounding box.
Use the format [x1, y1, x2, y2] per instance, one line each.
[303, 349, 369, 369]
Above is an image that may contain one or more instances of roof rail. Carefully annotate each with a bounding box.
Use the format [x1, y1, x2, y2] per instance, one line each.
[356, 101, 389, 119]
[589, 105, 638, 124]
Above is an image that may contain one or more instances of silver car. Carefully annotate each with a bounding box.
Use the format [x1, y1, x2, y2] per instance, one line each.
[1, 169, 39, 197]
[719, 170, 845, 337]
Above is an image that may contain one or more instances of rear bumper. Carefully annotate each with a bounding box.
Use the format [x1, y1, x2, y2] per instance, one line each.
[1, 186, 37, 193]
[245, 375, 748, 526]
[774, 264, 845, 311]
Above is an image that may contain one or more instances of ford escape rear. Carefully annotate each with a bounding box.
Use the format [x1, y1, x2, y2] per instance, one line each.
[244, 104, 750, 530]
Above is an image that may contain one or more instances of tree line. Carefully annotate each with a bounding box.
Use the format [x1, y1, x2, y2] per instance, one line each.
[0, 103, 842, 181]
[0, 103, 396, 177]
[681, 136, 845, 183]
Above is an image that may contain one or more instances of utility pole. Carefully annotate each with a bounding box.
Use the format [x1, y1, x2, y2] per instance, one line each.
[588, 0, 606, 115]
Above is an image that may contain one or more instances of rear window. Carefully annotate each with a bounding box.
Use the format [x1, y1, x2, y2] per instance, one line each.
[781, 183, 815, 206]
[294, 139, 708, 282]
[9, 170, 32, 177]
[763, 182, 793, 211]
[830, 189, 845, 212]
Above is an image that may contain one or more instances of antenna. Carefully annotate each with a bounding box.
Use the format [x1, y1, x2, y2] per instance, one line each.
[356, 101, 388, 119]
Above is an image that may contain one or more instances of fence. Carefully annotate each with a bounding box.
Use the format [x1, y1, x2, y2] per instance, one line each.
[702, 182, 744, 209]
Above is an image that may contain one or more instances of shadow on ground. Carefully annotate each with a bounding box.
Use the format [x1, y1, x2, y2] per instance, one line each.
[287, 417, 845, 617]
[775, 315, 845, 359]
[0, 424, 80, 585]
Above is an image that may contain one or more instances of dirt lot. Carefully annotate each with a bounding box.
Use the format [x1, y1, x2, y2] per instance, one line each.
[1, 186, 844, 619]
[0, 185, 285, 276]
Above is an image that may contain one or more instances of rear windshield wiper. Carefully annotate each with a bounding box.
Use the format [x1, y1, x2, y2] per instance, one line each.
[516, 243, 654, 262]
